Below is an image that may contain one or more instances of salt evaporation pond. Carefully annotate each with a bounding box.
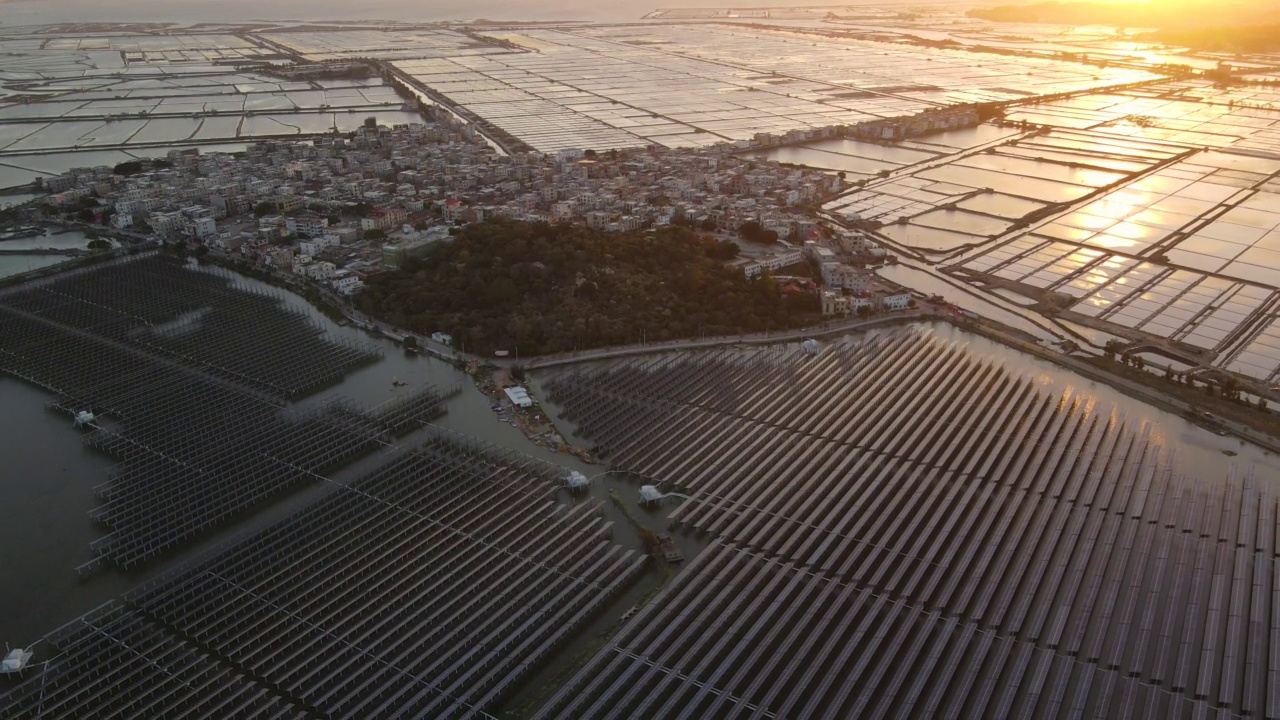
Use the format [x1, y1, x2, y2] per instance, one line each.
[957, 192, 1046, 218]
[0, 162, 49, 188]
[879, 222, 986, 252]
[898, 123, 1021, 152]
[0, 254, 65, 277]
[957, 153, 1127, 187]
[83, 120, 150, 145]
[191, 115, 243, 139]
[921, 164, 1091, 203]
[0, 192, 42, 206]
[912, 207, 1014, 237]
[127, 118, 203, 144]
[752, 146, 891, 176]
[878, 263, 1057, 338]
[0, 123, 49, 151]
[6, 120, 108, 152]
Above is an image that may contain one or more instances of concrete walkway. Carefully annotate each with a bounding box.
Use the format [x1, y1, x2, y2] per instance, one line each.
[524, 310, 934, 369]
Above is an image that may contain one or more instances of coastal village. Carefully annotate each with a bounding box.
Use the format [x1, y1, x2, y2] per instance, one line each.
[19, 111, 908, 317]
[8, 14, 1280, 720]
[3, 111, 919, 468]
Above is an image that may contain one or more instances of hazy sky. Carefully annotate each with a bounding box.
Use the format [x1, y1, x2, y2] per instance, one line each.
[0, 0, 972, 26]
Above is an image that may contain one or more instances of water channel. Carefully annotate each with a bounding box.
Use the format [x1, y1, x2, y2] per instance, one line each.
[0, 229, 105, 279]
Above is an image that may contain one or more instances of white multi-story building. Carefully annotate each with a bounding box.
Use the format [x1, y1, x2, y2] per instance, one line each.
[115, 197, 164, 215]
[192, 216, 217, 239]
[298, 235, 340, 257]
[803, 241, 836, 262]
[360, 206, 407, 231]
[43, 175, 76, 193]
[275, 194, 303, 213]
[741, 249, 803, 278]
[821, 263, 869, 292]
[585, 211, 609, 230]
[286, 215, 329, 238]
[306, 261, 336, 281]
[332, 271, 363, 295]
[149, 210, 184, 238]
[879, 292, 912, 311]
[821, 291, 872, 316]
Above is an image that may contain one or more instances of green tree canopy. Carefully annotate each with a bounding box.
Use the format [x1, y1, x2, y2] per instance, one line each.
[355, 219, 820, 356]
[113, 161, 143, 176]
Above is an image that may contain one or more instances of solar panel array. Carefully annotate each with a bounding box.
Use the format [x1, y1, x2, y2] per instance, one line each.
[539, 328, 1279, 719]
[0, 429, 647, 718]
[0, 254, 394, 569]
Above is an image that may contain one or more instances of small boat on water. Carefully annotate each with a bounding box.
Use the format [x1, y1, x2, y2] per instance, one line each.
[655, 533, 684, 563]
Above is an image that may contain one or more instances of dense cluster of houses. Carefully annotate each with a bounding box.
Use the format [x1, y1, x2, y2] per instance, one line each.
[33, 115, 907, 312]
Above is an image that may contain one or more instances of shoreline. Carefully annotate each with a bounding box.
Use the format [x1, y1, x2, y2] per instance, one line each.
[264, 255, 1278, 454]
[82, 248, 1280, 458]
[957, 315, 1280, 456]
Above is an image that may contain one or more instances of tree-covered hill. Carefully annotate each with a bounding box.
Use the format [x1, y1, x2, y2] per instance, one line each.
[356, 220, 820, 356]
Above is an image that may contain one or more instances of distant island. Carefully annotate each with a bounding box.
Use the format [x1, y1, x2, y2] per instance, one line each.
[355, 219, 820, 356]
[967, 0, 1280, 52]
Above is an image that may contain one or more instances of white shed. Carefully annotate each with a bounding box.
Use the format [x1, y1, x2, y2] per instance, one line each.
[639, 485, 664, 505]
[504, 386, 533, 408]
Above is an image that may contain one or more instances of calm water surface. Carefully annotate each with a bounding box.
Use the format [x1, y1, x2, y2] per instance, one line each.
[0, 230, 99, 280]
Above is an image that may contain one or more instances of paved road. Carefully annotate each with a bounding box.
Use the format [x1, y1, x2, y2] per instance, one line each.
[524, 310, 935, 369]
[334, 297, 934, 370]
